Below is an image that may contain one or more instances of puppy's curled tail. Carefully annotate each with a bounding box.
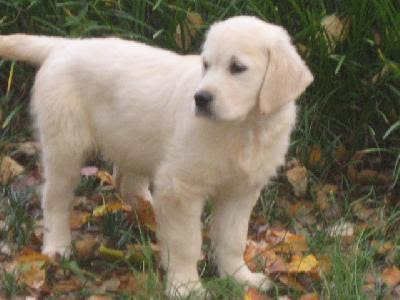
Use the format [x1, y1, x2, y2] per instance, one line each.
[0, 34, 66, 65]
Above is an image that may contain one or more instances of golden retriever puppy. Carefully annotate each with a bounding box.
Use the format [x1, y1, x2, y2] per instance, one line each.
[0, 16, 313, 297]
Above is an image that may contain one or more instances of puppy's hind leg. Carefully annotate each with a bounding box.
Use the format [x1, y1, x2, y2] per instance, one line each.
[33, 81, 94, 257]
[113, 167, 153, 206]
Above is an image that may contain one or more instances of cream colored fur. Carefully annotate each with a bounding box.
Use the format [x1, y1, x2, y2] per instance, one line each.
[0, 16, 313, 297]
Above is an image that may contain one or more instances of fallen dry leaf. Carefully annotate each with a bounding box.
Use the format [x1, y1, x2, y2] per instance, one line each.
[75, 235, 98, 257]
[18, 248, 50, 263]
[96, 170, 114, 186]
[318, 255, 332, 274]
[92, 200, 131, 218]
[335, 144, 349, 164]
[286, 165, 308, 197]
[17, 141, 40, 156]
[130, 197, 157, 232]
[321, 14, 350, 52]
[244, 287, 272, 300]
[0, 155, 24, 183]
[279, 275, 306, 292]
[88, 296, 113, 300]
[20, 260, 46, 289]
[287, 254, 318, 273]
[299, 293, 319, 300]
[118, 274, 137, 293]
[175, 11, 204, 50]
[273, 233, 308, 254]
[352, 201, 375, 221]
[70, 210, 91, 229]
[382, 266, 400, 286]
[53, 278, 81, 292]
[17, 249, 49, 290]
[308, 145, 322, 166]
[315, 184, 337, 211]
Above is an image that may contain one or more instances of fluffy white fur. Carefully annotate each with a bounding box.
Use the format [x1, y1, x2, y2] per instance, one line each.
[0, 16, 313, 297]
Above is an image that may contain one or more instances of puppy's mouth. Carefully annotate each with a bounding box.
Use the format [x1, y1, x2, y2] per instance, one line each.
[195, 106, 214, 118]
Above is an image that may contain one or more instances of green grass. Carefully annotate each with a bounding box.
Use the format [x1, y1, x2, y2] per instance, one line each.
[1, 0, 399, 299]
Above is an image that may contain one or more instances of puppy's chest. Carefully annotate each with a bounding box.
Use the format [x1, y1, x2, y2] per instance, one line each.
[228, 127, 291, 186]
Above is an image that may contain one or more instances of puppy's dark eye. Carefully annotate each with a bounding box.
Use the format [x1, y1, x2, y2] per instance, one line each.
[230, 61, 247, 74]
[203, 61, 209, 71]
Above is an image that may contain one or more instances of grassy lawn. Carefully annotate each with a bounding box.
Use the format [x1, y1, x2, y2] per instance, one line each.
[0, 1, 399, 299]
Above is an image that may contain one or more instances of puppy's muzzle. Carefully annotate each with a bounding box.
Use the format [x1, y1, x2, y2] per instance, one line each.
[194, 90, 213, 116]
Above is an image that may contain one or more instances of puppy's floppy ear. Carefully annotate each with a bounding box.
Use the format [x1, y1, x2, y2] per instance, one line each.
[259, 31, 313, 115]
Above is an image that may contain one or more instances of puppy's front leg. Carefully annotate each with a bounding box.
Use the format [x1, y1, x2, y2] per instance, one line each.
[153, 167, 206, 298]
[211, 187, 272, 290]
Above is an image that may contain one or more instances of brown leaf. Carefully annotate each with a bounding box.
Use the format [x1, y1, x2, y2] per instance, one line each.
[382, 266, 400, 286]
[286, 166, 308, 197]
[318, 255, 332, 274]
[17, 141, 40, 156]
[0, 156, 24, 183]
[244, 287, 272, 300]
[75, 235, 98, 257]
[175, 11, 204, 50]
[321, 14, 350, 52]
[308, 145, 322, 167]
[70, 210, 91, 229]
[315, 184, 337, 211]
[299, 293, 319, 300]
[352, 202, 375, 221]
[118, 274, 137, 293]
[279, 275, 306, 292]
[335, 144, 349, 164]
[53, 278, 81, 292]
[88, 296, 113, 300]
[20, 260, 46, 289]
[134, 197, 157, 231]
[18, 248, 50, 263]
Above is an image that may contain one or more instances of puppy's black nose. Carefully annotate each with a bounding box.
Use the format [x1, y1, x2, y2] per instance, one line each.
[194, 91, 213, 110]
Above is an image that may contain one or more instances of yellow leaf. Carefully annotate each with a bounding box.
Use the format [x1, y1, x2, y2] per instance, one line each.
[96, 170, 114, 186]
[18, 248, 50, 263]
[92, 203, 107, 217]
[288, 254, 318, 273]
[0, 156, 24, 183]
[92, 200, 131, 218]
[274, 234, 308, 253]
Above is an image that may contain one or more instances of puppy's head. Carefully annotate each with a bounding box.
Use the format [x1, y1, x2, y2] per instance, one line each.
[194, 16, 313, 121]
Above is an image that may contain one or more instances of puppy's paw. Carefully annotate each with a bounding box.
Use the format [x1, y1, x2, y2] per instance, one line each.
[230, 268, 272, 291]
[42, 243, 71, 258]
[167, 280, 208, 299]
[243, 272, 272, 291]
